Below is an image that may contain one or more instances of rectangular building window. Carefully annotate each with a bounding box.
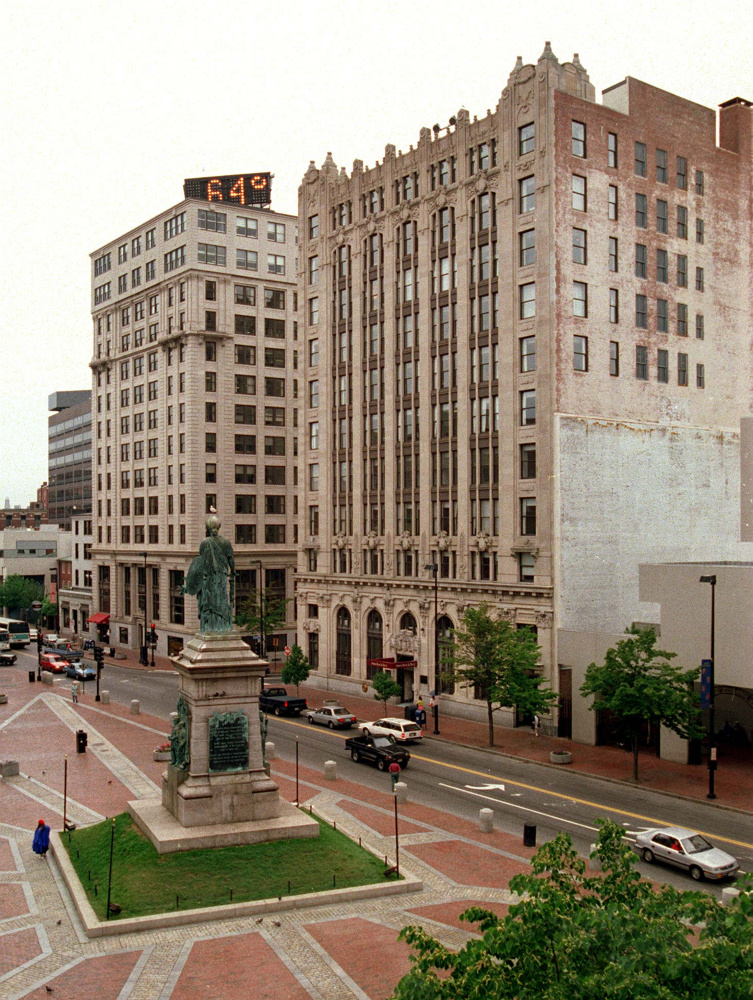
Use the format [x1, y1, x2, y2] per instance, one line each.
[608, 236, 618, 272]
[573, 335, 588, 371]
[520, 497, 537, 536]
[635, 243, 647, 278]
[572, 228, 587, 264]
[696, 313, 704, 340]
[695, 169, 705, 195]
[676, 156, 687, 189]
[677, 303, 688, 336]
[657, 349, 669, 383]
[635, 294, 647, 328]
[198, 243, 226, 266]
[237, 249, 258, 270]
[677, 205, 688, 239]
[696, 218, 705, 244]
[656, 249, 668, 283]
[608, 185, 618, 220]
[697, 363, 705, 388]
[519, 228, 535, 266]
[635, 193, 647, 228]
[678, 353, 688, 386]
[609, 341, 619, 376]
[520, 335, 535, 372]
[519, 176, 535, 214]
[519, 122, 534, 155]
[636, 345, 648, 380]
[609, 288, 619, 323]
[608, 132, 618, 168]
[677, 254, 688, 287]
[520, 390, 536, 426]
[571, 174, 586, 211]
[519, 282, 535, 319]
[635, 141, 647, 177]
[571, 121, 586, 157]
[656, 148, 667, 183]
[657, 298, 668, 332]
[696, 266, 704, 292]
[656, 200, 668, 234]
[573, 281, 587, 317]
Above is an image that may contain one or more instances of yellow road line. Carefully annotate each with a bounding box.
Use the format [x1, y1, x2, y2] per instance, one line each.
[280, 718, 753, 851]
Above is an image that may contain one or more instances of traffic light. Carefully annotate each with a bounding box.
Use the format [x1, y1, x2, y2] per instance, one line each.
[93, 646, 104, 665]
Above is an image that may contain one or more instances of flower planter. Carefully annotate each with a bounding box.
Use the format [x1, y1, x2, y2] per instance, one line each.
[550, 750, 572, 765]
[153, 751, 171, 762]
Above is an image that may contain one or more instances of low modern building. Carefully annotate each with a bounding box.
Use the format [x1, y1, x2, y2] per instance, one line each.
[0, 526, 71, 599]
[296, 45, 753, 738]
[89, 178, 300, 659]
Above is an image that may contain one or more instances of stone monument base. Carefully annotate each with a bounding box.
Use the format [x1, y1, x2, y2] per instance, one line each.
[128, 798, 319, 855]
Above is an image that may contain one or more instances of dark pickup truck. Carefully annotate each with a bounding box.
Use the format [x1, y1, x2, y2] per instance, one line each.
[259, 687, 308, 717]
[344, 733, 411, 771]
[0, 651, 16, 666]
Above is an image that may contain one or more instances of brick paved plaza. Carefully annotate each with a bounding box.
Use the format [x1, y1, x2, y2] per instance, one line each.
[0, 666, 534, 1000]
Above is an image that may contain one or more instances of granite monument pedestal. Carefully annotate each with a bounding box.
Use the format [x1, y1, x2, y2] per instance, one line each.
[128, 631, 318, 854]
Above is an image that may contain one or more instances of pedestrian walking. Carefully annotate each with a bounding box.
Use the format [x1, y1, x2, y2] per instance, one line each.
[532, 713, 540, 737]
[71, 681, 78, 704]
[32, 819, 50, 858]
[388, 760, 401, 793]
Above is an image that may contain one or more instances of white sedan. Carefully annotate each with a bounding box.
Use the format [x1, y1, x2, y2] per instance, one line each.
[358, 718, 423, 742]
[633, 826, 738, 881]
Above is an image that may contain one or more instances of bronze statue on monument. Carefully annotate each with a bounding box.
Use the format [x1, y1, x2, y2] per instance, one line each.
[182, 512, 236, 633]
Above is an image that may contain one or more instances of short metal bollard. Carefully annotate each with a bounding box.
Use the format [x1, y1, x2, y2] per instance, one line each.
[40, 671, 53, 685]
[589, 843, 602, 871]
[100, 690, 110, 705]
[324, 760, 337, 781]
[130, 699, 140, 714]
[523, 823, 537, 847]
[722, 886, 741, 906]
[265, 741, 276, 760]
[479, 807, 494, 833]
[395, 781, 408, 804]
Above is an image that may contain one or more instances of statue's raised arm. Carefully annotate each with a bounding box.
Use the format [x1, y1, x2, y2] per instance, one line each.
[183, 513, 236, 633]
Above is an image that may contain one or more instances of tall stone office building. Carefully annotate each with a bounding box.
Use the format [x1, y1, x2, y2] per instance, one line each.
[90, 186, 299, 659]
[296, 44, 753, 739]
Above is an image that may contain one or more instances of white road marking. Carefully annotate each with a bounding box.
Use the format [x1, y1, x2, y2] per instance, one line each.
[465, 783, 506, 792]
[439, 782, 601, 834]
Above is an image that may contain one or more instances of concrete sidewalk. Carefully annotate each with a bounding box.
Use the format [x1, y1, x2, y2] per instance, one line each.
[91, 639, 753, 813]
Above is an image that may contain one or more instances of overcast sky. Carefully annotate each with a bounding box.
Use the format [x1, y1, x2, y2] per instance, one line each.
[1, 0, 751, 506]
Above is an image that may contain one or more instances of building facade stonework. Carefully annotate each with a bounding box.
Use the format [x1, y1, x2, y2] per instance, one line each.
[296, 45, 753, 737]
[90, 192, 300, 658]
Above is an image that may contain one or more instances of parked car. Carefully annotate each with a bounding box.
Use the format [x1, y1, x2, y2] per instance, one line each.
[633, 826, 738, 881]
[28, 627, 39, 642]
[259, 686, 308, 717]
[305, 705, 358, 729]
[40, 652, 69, 674]
[344, 733, 411, 770]
[0, 650, 16, 666]
[358, 718, 423, 742]
[42, 634, 59, 644]
[64, 661, 96, 681]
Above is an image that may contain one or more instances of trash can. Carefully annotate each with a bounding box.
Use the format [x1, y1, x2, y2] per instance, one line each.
[28, 670, 36, 683]
[76, 730, 88, 754]
[523, 823, 537, 847]
[403, 704, 416, 721]
[109, 647, 115, 657]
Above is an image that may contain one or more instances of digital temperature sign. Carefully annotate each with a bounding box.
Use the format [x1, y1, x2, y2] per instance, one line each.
[183, 173, 272, 207]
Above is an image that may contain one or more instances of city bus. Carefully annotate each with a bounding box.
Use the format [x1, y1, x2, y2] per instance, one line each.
[0, 617, 30, 647]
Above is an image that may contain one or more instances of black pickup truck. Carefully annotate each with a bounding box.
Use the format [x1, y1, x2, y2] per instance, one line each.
[259, 686, 308, 717]
[344, 733, 411, 770]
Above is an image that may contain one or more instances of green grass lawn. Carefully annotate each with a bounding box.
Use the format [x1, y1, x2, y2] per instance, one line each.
[63, 812, 395, 920]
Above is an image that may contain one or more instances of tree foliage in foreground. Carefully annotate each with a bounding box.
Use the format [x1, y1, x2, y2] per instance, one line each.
[580, 626, 703, 780]
[393, 820, 753, 1000]
[447, 603, 556, 746]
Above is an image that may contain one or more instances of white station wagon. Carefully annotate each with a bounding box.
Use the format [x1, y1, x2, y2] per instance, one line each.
[359, 718, 423, 742]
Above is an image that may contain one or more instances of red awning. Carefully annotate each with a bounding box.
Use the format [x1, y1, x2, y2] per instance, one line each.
[87, 613, 110, 625]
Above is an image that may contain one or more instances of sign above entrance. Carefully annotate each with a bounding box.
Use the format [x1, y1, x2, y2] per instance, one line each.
[367, 658, 418, 671]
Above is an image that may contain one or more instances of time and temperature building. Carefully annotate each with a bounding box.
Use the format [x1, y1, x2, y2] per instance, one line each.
[89, 175, 300, 659]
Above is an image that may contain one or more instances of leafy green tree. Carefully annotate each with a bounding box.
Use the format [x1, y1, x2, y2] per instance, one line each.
[281, 644, 310, 694]
[447, 603, 556, 747]
[580, 626, 702, 781]
[0, 575, 43, 616]
[372, 670, 402, 710]
[393, 819, 753, 1000]
[234, 589, 289, 655]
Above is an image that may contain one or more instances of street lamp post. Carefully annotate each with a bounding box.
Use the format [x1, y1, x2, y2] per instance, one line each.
[139, 552, 148, 666]
[257, 561, 265, 660]
[424, 563, 440, 735]
[699, 574, 717, 799]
